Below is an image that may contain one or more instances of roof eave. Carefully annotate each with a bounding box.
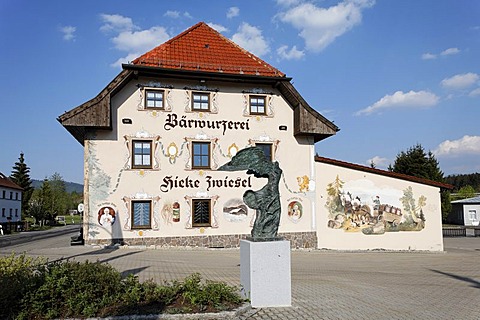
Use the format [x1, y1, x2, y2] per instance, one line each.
[122, 63, 291, 84]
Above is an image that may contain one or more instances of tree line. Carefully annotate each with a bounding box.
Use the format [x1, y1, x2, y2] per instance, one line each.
[9, 153, 82, 226]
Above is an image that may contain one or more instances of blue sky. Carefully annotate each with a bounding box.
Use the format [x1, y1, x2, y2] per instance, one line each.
[1, 0, 479, 184]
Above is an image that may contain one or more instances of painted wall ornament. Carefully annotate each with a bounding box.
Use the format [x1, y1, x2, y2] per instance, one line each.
[223, 198, 248, 222]
[287, 201, 303, 223]
[325, 176, 427, 235]
[98, 206, 116, 226]
[218, 147, 283, 240]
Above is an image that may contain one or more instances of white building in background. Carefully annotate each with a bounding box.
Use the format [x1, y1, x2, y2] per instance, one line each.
[0, 172, 22, 224]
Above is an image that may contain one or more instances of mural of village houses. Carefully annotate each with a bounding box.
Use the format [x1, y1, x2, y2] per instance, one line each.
[325, 175, 426, 235]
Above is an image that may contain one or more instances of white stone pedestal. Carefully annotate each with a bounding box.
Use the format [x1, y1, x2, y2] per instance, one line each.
[240, 239, 291, 307]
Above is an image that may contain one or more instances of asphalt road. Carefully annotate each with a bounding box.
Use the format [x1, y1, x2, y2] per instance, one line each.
[1, 227, 479, 319]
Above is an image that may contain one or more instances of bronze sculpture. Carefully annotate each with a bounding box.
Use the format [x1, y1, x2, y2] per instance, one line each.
[218, 147, 283, 240]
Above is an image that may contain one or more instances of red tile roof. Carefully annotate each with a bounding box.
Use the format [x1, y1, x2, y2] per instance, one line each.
[0, 172, 23, 191]
[132, 22, 285, 77]
[315, 156, 453, 189]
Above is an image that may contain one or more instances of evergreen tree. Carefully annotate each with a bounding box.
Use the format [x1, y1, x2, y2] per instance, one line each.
[390, 144, 450, 221]
[10, 152, 34, 215]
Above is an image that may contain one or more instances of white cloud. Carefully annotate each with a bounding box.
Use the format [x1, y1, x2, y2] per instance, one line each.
[100, 14, 137, 33]
[276, 0, 301, 7]
[164, 10, 180, 18]
[277, 0, 374, 52]
[469, 87, 480, 97]
[207, 22, 228, 33]
[434, 135, 480, 156]
[227, 7, 240, 18]
[232, 22, 270, 57]
[421, 53, 436, 60]
[111, 26, 169, 54]
[100, 14, 170, 68]
[441, 72, 479, 89]
[184, 12, 192, 19]
[60, 25, 76, 41]
[440, 47, 460, 56]
[366, 156, 389, 168]
[356, 90, 439, 116]
[277, 45, 304, 60]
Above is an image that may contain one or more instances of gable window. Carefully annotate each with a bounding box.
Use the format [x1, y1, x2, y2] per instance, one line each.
[10, 192, 13, 200]
[132, 200, 151, 229]
[145, 89, 164, 109]
[192, 199, 211, 227]
[192, 142, 210, 169]
[192, 92, 210, 111]
[2, 191, 5, 199]
[132, 140, 152, 169]
[256, 143, 273, 161]
[249, 95, 266, 115]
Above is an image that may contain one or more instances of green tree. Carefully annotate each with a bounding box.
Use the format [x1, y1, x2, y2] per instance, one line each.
[10, 152, 34, 215]
[456, 185, 476, 200]
[390, 144, 450, 221]
[49, 172, 68, 218]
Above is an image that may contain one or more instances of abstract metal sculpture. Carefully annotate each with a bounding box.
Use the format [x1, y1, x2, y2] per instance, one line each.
[218, 147, 283, 240]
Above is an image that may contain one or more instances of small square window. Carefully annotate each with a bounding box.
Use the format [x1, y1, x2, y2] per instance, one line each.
[192, 142, 211, 169]
[145, 90, 164, 109]
[132, 200, 151, 229]
[249, 96, 266, 115]
[192, 92, 210, 111]
[255, 143, 273, 161]
[192, 199, 211, 227]
[132, 140, 152, 169]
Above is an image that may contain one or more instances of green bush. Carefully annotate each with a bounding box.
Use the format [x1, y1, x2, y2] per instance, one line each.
[0, 254, 46, 320]
[0, 255, 244, 319]
[18, 260, 123, 319]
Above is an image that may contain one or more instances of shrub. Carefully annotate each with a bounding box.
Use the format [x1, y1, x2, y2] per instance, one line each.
[0, 254, 46, 320]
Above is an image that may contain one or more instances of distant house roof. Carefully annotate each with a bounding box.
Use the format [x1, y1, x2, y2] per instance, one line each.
[132, 22, 284, 77]
[451, 196, 480, 204]
[0, 172, 23, 191]
[315, 156, 453, 189]
[58, 22, 338, 145]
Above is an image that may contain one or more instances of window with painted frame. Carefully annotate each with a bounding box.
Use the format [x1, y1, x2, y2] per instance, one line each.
[131, 200, 152, 229]
[192, 141, 211, 169]
[192, 92, 210, 111]
[255, 143, 273, 161]
[249, 95, 266, 115]
[132, 140, 152, 169]
[192, 199, 211, 227]
[145, 89, 165, 109]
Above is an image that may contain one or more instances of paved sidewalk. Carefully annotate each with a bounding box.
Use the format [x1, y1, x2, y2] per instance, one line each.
[1, 234, 479, 319]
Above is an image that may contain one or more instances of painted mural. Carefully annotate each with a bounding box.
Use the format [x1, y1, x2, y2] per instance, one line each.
[287, 200, 303, 223]
[325, 176, 426, 235]
[223, 198, 249, 222]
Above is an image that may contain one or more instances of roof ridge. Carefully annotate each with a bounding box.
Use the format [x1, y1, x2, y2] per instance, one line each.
[131, 22, 284, 77]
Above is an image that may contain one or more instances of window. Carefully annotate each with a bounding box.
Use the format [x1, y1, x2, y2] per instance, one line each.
[1, 208, 4, 217]
[132, 140, 152, 169]
[469, 210, 477, 221]
[145, 89, 164, 109]
[15, 192, 18, 200]
[249, 95, 266, 115]
[15, 209, 18, 217]
[192, 92, 210, 111]
[2, 190, 5, 199]
[256, 143, 273, 161]
[10, 192, 13, 200]
[132, 200, 151, 229]
[192, 142, 210, 169]
[192, 199, 211, 227]
[9, 208, 12, 217]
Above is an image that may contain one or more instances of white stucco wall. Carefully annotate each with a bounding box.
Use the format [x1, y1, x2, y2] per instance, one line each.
[315, 162, 444, 251]
[0, 187, 22, 223]
[83, 77, 316, 243]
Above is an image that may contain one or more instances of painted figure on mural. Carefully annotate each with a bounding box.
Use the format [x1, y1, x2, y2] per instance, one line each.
[98, 207, 115, 226]
[218, 147, 282, 240]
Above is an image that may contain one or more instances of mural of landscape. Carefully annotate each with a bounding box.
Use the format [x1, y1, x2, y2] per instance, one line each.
[325, 176, 426, 235]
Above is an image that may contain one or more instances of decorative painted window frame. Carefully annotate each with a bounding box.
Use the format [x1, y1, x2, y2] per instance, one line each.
[184, 134, 219, 171]
[137, 83, 173, 112]
[248, 135, 280, 161]
[123, 131, 161, 171]
[122, 193, 161, 231]
[242, 88, 275, 118]
[183, 86, 219, 114]
[184, 193, 219, 229]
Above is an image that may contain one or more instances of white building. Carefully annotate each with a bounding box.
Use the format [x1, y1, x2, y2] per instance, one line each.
[450, 196, 480, 226]
[0, 172, 22, 225]
[59, 22, 450, 251]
